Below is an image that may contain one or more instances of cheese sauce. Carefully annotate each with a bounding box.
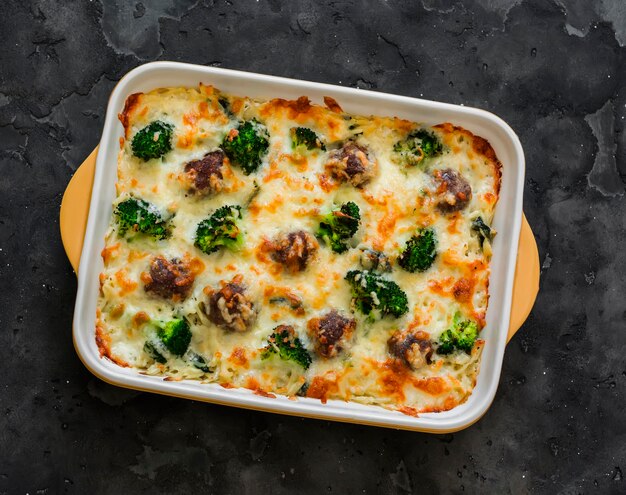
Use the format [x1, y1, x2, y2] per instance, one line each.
[97, 85, 501, 415]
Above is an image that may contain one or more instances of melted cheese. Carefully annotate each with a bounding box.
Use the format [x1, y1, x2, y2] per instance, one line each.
[97, 85, 501, 415]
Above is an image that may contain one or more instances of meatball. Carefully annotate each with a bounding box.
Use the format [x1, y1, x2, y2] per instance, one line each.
[325, 142, 377, 187]
[269, 231, 318, 274]
[433, 168, 472, 213]
[207, 276, 256, 332]
[144, 256, 195, 300]
[307, 310, 356, 358]
[387, 330, 434, 370]
[184, 150, 224, 193]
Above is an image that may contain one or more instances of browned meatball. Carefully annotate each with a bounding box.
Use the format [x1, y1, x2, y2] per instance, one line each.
[387, 330, 433, 370]
[433, 168, 472, 213]
[269, 231, 318, 274]
[307, 310, 356, 358]
[325, 142, 377, 187]
[144, 256, 195, 300]
[184, 150, 224, 193]
[207, 275, 256, 332]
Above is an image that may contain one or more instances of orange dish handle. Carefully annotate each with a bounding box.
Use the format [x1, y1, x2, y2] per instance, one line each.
[60, 146, 97, 275]
[59, 147, 539, 341]
[507, 215, 539, 341]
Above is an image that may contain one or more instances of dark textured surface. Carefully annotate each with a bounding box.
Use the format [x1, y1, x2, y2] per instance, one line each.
[1, 0, 624, 493]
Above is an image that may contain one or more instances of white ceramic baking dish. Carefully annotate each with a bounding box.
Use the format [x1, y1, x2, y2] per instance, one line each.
[69, 61, 530, 432]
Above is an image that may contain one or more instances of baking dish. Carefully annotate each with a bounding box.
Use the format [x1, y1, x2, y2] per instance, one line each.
[61, 61, 538, 432]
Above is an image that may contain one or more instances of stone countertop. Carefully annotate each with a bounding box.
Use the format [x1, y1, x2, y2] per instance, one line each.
[1, 1, 624, 493]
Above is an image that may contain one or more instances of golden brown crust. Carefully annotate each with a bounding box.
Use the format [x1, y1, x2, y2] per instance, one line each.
[323, 96, 343, 113]
[118, 92, 143, 139]
[306, 375, 339, 404]
[245, 377, 276, 398]
[397, 406, 419, 417]
[452, 277, 474, 303]
[265, 96, 312, 116]
[95, 323, 129, 367]
[373, 358, 450, 404]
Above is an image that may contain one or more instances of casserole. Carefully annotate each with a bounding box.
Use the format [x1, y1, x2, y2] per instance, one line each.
[64, 62, 537, 432]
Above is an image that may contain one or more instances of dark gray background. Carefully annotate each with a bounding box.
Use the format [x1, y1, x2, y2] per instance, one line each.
[1, 0, 624, 493]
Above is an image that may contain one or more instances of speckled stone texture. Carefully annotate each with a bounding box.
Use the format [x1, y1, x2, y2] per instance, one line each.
[0, 0, 624, 493]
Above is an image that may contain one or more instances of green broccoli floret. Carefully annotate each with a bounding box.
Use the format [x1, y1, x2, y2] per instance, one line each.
[131, 121, 173, 161]
[222, 120, 269, 174]
[437, 330, 456, 355]
[317, 201, 361, 253]
[261, 325, 312, 369]
[472, 216, 494, 249]
[345, 270, 409, 319]
[153, 318, 192, 356]
[144, 330, 211, 371]
[437, 313, 479, 355]
[290, 127, 326, 151]
[398, 228, 437, 273]
[455, 322, 478, 352]
[194, 205, 243, 255]
[114, 198, 170, 239]
[393, 129, 442, 166]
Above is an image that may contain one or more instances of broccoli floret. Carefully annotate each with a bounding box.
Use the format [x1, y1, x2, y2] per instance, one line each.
[393, 129, 442, 166]
[153, 318, 192, 356]
[114, 198, 170, 239]
[398, 228, 437, 273]
[222, 120, 269, 174]
[345, 270, 409, 319]
[194, 205, 243, 255]
[437, 330, 456, 355]
[144, 332, 211, 371]
[261, 325, 312, 369]
[472, 216, 494, 249]
[437, 313, 479, 354]
[131, 121, 173, 161]
[290, 127, 326, 151]
[317, 201, 361, 253]
[455, 321, 478, 352]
